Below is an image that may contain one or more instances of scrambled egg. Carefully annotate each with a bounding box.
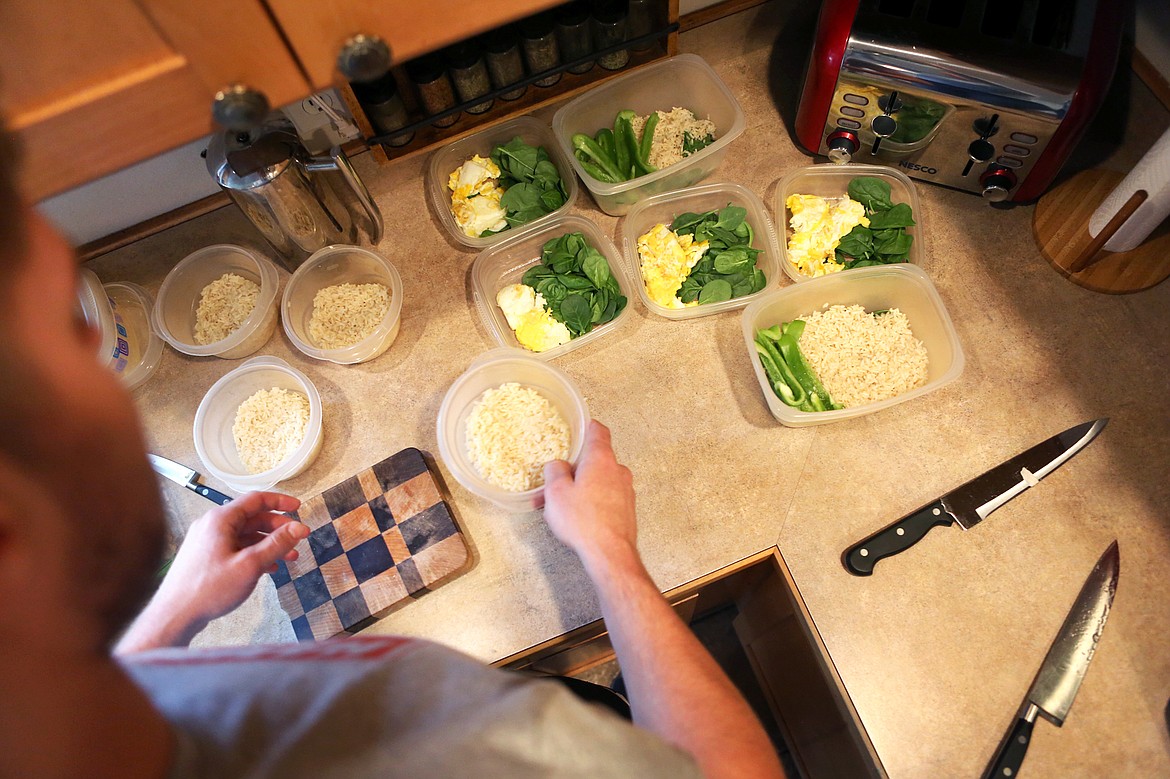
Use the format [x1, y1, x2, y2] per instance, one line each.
[449, 155, 508, 238]
[785, 194, 870, 278]
[496, 283, 571, 353]
[635, 224, 709, 308]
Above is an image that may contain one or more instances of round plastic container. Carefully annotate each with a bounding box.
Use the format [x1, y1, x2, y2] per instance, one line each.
[437, 349, 589, 512]
[103, 282, 164, 390]
[619, 181, 783, 320]
[281, 245, 403, 364]
[741, 264, 964, 427]
[153, 244, 282, 359]
[193, 356, 324, 492]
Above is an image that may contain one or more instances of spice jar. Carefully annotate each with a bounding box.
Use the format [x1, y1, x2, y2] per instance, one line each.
[446, 41, 494, 114]
[627, 0, 655, 51]
[520, 12, 562, 87]
[555, 2, 594, 75]
[591, 0, 630, 71]
[405, 53, 459, 128]
[349, 72, 414, 147]
[482, 26, 528, 100]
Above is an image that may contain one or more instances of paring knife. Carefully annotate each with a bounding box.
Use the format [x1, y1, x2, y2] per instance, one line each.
[843, 419, 1107, 576]
[982, 540, 1119, 779]
[147, 453, 233, 506]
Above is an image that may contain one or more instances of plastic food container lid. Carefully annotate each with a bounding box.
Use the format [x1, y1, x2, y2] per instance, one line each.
[436, 348, 589, 513]
[470, 213, 634, 360]
[103, 282, 164, 390]
[76, 268, 122, 372]
[773, 163, 926, 284]
[281, 244, 404, 365]
[193, 356, 324, 492]
[619, 181, 782, 320]
[740, 264, 964, 427]
[426, 115, 579, 250]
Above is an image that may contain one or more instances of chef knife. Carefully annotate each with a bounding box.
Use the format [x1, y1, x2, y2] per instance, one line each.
[147, 453, 233, 506]
[843, 418, 1106, 576]
[982, 540, 1119, 779]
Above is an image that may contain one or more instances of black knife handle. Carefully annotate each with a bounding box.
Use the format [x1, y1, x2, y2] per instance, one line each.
[843, 500, 954, 576]
[982, 706, 1037, 779]
[190, 484, 233, 506]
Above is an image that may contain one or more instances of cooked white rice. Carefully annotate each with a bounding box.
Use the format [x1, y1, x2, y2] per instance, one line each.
[465, 382, 570, 492]
[194, 273, 260, 345]
[233, 388, 311, 474]
[630, 107, 717, 170]
[797, 305, 928, 408]
[308, 282, 391, 350]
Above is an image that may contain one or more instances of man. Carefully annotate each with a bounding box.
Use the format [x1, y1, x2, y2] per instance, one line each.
[0, 125, 784, 778]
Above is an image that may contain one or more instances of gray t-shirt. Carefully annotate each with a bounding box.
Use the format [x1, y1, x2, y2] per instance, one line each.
[122, 635, 702, 778]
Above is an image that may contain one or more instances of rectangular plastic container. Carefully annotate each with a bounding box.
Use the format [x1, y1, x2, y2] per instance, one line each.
[618, 181, 782, 320]
[773, 164, 926, 284]
[551, 54, 746, 216]
[427, 115, 579, 250]
[741, 264, 964, 427]
[471, 213, 635, 360]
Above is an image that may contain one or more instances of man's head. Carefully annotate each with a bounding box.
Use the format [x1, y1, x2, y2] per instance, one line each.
[0, 126, 164, 652]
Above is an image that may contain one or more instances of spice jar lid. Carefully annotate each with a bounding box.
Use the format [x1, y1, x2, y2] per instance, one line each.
[556, 1, 590, 26]
[519, 10, 557, 39]
[350, 71, 400, 105]
[591, 0, 628, 24]
[481, 24, 520, 54]
[445, 40, 483, 70]
[405, 52, 447, 84]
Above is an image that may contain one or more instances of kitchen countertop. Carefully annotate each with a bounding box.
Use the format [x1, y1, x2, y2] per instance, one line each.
[85, 6, 1170, 777]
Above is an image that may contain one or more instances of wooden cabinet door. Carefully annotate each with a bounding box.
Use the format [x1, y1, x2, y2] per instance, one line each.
[0, 0, 311, 202]
[265, 0, 563, 89]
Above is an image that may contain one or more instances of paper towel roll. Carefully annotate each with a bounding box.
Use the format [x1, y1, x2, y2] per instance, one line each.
[1089, 126, 1170, 252]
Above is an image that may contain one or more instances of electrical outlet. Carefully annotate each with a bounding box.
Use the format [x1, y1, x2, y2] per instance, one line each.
[282, 89, 360, 152]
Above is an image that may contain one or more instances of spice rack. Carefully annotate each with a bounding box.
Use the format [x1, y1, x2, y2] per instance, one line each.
[339, 2, 680, 166]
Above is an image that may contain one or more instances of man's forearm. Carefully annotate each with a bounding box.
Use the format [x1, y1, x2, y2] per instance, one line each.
[581, 541, 785, 779]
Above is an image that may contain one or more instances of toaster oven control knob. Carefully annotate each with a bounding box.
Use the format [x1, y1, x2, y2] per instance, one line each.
[968, 138, 995, 163]
[871, 114, 897, 139]
[826, 130, 859, 164]
[979, 166, 1017, 202]
[211, 85, 270, 132]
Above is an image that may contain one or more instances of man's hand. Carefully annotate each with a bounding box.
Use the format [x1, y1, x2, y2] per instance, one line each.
[542, 420, 637, 566]
[115, 491, 307, 653]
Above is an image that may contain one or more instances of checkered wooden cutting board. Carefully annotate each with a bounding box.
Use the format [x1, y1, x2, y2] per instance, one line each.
[269, 447, 471, 641]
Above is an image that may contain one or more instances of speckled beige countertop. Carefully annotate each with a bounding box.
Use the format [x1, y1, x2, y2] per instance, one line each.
[85, 5, 1170, 777]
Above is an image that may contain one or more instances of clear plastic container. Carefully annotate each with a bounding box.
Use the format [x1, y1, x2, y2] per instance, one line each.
[773, 164, 926, 284]
[281, 244, 404, 364]
[77, 268, 126, 372]
[740, 264, 964, 427]
[551, 54, 746, 216]
[193, 356, 324, 492]
[152, 244, 282, 359]
[103, 282, 164, 390]
[436, 348, 589, 512]
[471, 213, 634, 360]
[619, 181, 782, 320]
[427, 115, 579, 250]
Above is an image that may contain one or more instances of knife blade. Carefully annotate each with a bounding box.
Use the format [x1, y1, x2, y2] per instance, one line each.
[843, 418, 1106, 575]
[147, 453, 233, 506]
[982, 540, 1119, 779]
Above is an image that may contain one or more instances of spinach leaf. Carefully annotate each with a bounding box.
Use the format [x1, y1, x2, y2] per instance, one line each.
[698, 279, 733, 304]
[867, 202, 916, 230]
[485, 137, 568, 234]
[582, 251, 612, 290]
[875, 232, 913, 256]
[835, 225, 873, 259]
[847, 177, 893, 212]
[666, 202, 766, 304]
[559, 294, 593, 335]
